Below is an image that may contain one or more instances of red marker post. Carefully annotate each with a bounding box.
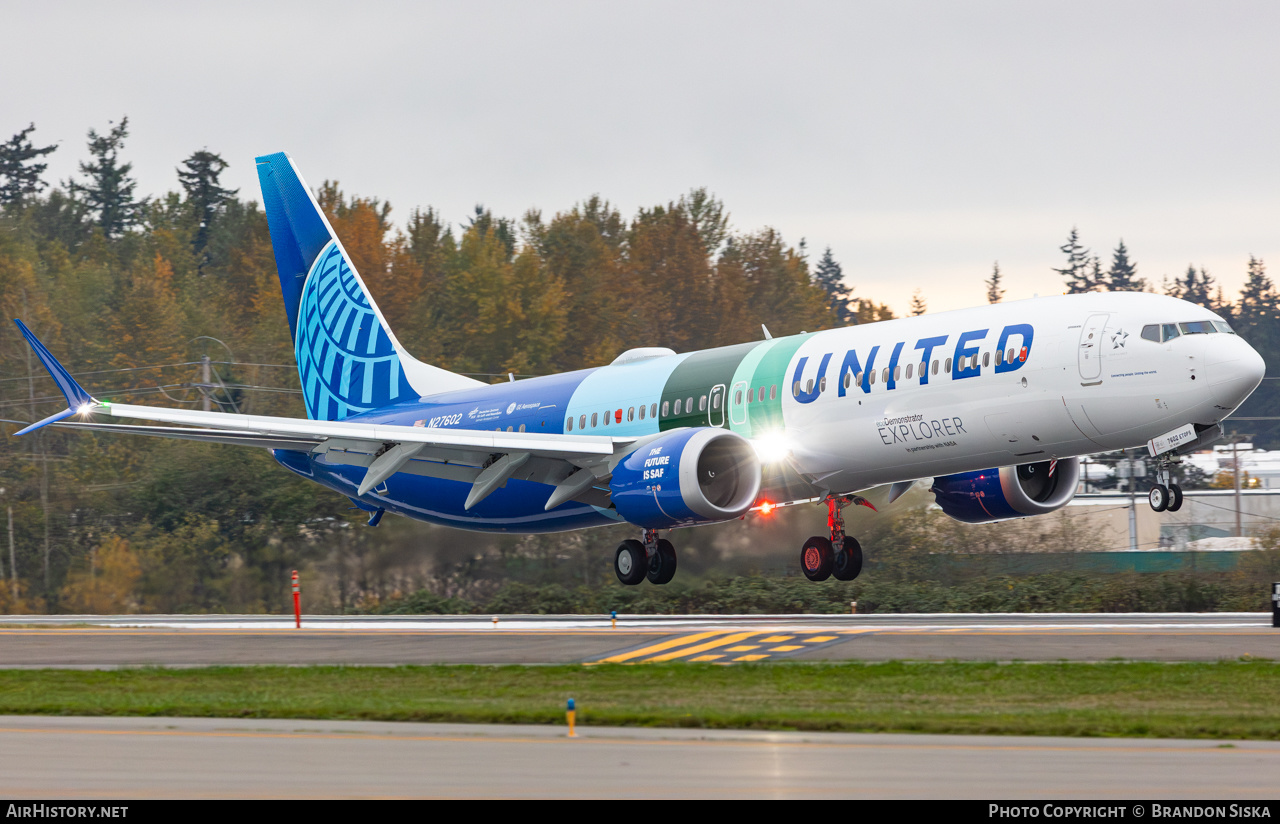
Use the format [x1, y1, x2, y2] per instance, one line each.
[292, 570, 301, 628]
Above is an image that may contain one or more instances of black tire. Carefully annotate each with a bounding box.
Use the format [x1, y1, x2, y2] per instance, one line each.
[1168, 484, 1184, 512]
[1149, 484, 1169, 513]
[614, 540, 648, 586]
[832, 536, 863, 581]
[646, 539, 677, 585]
[801, 536, 834, 582]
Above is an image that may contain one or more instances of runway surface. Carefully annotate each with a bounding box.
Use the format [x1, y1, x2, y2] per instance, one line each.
[0, 613, 1275, 666]
[0, 715, 1276, 798]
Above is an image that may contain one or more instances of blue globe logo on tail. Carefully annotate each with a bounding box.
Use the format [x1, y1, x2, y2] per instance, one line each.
[296, 240, 415, 420]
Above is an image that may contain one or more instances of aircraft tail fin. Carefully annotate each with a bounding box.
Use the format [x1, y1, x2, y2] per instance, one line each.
[255, 152, 483, 421]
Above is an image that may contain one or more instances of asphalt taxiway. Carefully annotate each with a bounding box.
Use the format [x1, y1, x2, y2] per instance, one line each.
[0, 716, 1276, 798]
[0, 613, 1274, 666]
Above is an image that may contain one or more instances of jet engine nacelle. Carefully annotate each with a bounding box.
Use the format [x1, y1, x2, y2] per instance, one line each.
[610, 428, 762, 530]
[930, 457, 1080, 524]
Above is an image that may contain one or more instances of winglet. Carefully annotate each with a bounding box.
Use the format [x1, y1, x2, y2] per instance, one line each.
[10, 320, 96, 436]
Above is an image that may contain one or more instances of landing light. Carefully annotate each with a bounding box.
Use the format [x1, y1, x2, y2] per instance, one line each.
[751, 432, 792, 464]
[77, 404, 91, 415]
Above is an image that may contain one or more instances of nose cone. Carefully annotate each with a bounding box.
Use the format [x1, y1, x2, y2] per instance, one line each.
[1208, 336, 1266, 412]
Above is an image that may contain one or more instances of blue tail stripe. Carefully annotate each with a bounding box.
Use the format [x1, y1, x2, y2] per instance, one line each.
[256, 153, 333, 339]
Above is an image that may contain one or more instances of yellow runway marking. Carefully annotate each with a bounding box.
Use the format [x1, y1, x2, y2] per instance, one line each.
[805, 636, 837, 643]
[689, 654, 724, 662]
[593, 631, 723, 664]
[733, 654, 770, 662]
[769, 645, 804, 652]
[725, 645, 759, 652]
[760, 636, 794, 643]
[647, 632, 759, 662]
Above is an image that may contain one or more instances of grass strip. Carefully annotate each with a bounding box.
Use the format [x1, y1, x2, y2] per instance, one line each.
[0, 661, 1277, 740]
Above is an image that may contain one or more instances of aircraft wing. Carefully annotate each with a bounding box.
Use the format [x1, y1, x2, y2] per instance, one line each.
[9, 320, 638, 510]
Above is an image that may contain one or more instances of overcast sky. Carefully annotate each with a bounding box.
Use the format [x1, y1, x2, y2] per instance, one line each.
[5, 0, 1279, 315]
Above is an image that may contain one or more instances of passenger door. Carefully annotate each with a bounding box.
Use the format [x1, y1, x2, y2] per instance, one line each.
[709, 384, 727, 428]
[729, 381, 748, 426]
[1078, 314, 1109, 383]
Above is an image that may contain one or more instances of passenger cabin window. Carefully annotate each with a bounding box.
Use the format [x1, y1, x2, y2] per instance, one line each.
[842, 371, 852, 390]
[906, 363, 913, 380]
[566, 417, 573, 431]
[712, 394, 721, 409]
[882, 367, 890, 383]
[747, 388, 754, 403]
[819, 377, 826, 392]
[591, 412, 598, 427]
[1006, 348, 1015, 362]
[639, 405, 646, 420]
[893, 365, 900, 382]
[650, 403, 658, 418]
[1141, 325, 1161, 343]
[944, 357, 952, 373]
[932, 360, 939, 375]
[982, 352, 990, 368]
[805, 379, 814, 394]
[793, 381, 801, 397]
[699, 395, 707, 412]
[770, 385, 777, 400]
[735, 390, 743, 405]
[868, 369, 877, 385]
[674, 399, 682, 416]
[579, 414, 586, 430]
[855, 371, 863, 386]
[686, 396, 693, 412]
[519, 424, 525, 432]
[628, 407, 635, 421]
[996, 349, 1003, 365]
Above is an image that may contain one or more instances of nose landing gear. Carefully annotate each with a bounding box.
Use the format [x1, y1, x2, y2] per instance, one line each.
[801, 495, 870, 582]
[614, 529, 678, 586]
[1148, 458, 1184, 513]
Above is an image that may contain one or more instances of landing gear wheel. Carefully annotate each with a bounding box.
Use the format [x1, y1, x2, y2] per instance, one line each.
[1168, 484, 1184, 512]
[1149, 484, 1169, 513]
[614, 540, 648, 586]
[801, 536, 835, 582]
[646, 539, 677, 585]
[832, 536, 863, 581]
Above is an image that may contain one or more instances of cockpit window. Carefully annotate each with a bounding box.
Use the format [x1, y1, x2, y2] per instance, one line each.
[1161, 324, 1180, 342]
[1213, 321, 1235, 334]
[1179, 320, 1217, 335]
[1141, 325, 1161, 343]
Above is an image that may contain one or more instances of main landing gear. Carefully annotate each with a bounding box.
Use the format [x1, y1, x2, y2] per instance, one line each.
[801, 495, 872, 582]
[1148, 458, 1184, 513]
[615, 529, 677, 586]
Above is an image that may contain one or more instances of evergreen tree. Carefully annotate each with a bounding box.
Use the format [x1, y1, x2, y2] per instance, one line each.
[909, 289, 927, 316]
[812, 246, 855, 324]
[1237, 256, 1277, 335]
[68, 117, 146, 238]
[177, 149, 237, 261]
[467, 205, 517, 262]
[1173, 264, 1215, 308]
[0, 123, 57, 207]
[985, 261, 1005, 303]
[1105, 239, 1146, 291]
[1053, 227, 1095, 293]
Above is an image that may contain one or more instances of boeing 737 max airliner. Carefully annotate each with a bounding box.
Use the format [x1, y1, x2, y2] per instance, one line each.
[11, 153, 1266, 585]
